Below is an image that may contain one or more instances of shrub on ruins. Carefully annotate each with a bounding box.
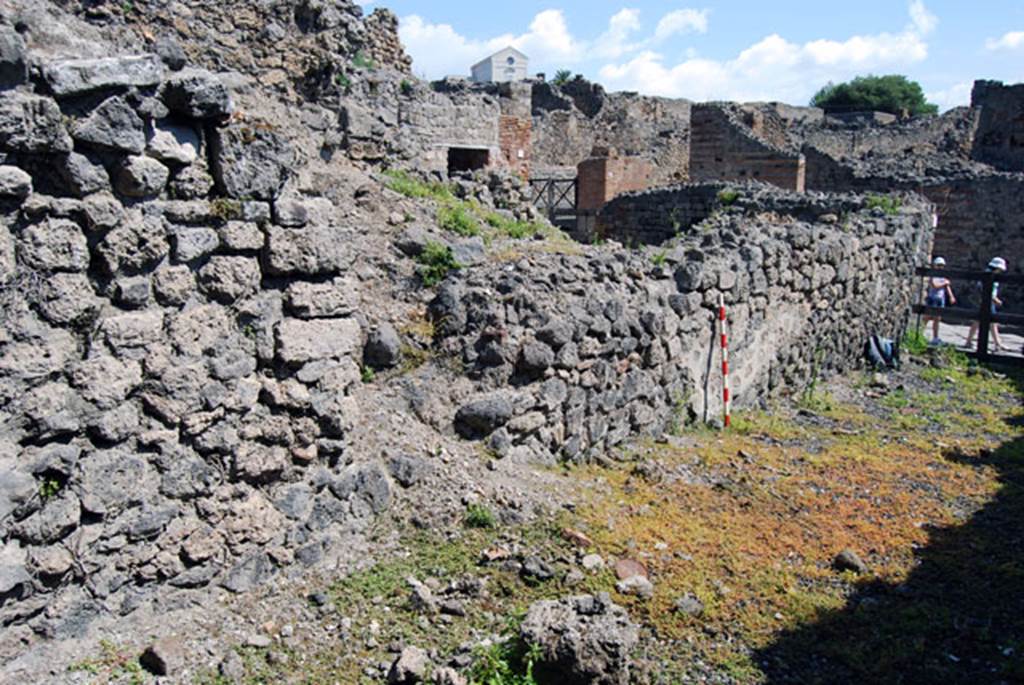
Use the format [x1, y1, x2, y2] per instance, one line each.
[438, 202, 481, 237]
[865, 193, 902, 215]
[811, 75, 938, 116]
[553, 69, 573, 86]
[417, 241, 462, 286]
[485, 211, 544, 239]
[383, 169, 453, 202]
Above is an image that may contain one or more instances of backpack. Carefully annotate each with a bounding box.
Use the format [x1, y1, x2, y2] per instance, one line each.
[865, 335, 899, 370]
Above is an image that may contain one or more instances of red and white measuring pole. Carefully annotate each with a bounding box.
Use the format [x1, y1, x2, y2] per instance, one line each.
[719, 294, 731, 428]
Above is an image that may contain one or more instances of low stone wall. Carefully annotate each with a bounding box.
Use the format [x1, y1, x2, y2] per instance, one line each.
[431, 184, 933, 465]
[594, 182, 916, 247]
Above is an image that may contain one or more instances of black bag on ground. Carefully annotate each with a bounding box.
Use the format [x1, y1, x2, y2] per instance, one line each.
[865, 335, 899, 370]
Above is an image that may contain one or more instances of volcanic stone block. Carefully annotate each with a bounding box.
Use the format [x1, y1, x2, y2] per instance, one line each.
[43, 55, 163, 97]
[0, 93, 73, 153]
[210, 123, 292, 201]
[71, 96, 145, 154]
[275, 318, 362, 364]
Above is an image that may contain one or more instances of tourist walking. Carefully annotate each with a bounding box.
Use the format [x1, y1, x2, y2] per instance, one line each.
[965, 257, 1008, 352]
[924, 256, 955, 344]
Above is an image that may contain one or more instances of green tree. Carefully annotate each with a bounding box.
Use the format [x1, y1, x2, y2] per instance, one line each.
[810, 75, 938, 116]
[552, 69, 573, 86]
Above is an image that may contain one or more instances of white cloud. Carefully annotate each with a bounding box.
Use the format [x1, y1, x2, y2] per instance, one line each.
[908, 0, 937, 35]
[592, 9, 643, 59]
[599, 1, 938, 103]
[927, 81, 972, 111]
[399, 10, 585, 78]
[654, 9, 710, 42]
[985, 31, 1024, 51]
[398, 7, 710, 78]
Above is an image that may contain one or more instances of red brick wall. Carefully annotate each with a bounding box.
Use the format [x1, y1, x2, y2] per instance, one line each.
[577, 156, 653, 211]
[690, 105, 806, 191]
[499, 115, 531, 179]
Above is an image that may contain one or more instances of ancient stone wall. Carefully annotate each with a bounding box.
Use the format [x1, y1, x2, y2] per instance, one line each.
[431, 184, 932, 464]
[799, 108, 978, 165]
[803, 148, 1024, 309]
[690, 104, 806, 191]
[531, 83, 691, 185]
[7, 0, 412, 97]
[971, 80, 1024, 172]
[0, 48, 395, 634]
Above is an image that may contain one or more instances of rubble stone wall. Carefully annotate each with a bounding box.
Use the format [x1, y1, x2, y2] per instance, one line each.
[690, 104, 806, 191]
[0, 48, 393, 635]
[431, 184, 932, 465]
[803, 149, 1024, 308]
[971, 80, 1024, 172]
[531, 83, 691, 185]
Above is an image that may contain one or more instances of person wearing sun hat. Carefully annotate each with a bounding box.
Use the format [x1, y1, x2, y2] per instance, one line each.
[924, 256, 956, 344]
[965, 256, 1007, 351]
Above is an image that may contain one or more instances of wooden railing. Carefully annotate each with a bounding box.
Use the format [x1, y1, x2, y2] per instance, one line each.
[913, 267, 1024, 365]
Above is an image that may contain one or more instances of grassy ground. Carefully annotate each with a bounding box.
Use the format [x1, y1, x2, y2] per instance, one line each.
[184, 348, 1023, 684]
[572, 348, 1024, 683]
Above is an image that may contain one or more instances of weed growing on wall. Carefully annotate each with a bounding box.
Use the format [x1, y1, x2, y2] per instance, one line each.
[866, 194, 902, 215]
[717, 189, 740, 205]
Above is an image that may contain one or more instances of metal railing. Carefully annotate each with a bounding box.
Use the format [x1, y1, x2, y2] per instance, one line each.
[528, 177, 577, 222]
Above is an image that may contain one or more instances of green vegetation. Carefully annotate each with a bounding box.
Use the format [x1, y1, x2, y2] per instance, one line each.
[383, 169, 454, 202]
[417, 241, 462, 287]
[865, 193, 902, 215]
[717, 189, 740, 205]
[651, 250, 669, 267]
[400, 79, 414, 96]
[39, 477, 61, 501]
[901, 327, 930, 356]
[469, 639, 542, 685]
[360, 366, 376, 383]
[210, 198, 242, 222]
[68, 640, 146, 685]
[552, 69, 573, 86]
[351, 51, 376, 70]
[811, 75, 938, 116]
[797, 348, 831, 412]
[485, 211, 545, 239]
[464, 503, 497, 529]
[438, 203, 482, 237]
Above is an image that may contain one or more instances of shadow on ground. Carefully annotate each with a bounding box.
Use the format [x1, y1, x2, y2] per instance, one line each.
[756, 367, 1024, 684]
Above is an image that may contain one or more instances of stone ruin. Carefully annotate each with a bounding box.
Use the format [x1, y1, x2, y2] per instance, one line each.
[0, 0, 1011, 673]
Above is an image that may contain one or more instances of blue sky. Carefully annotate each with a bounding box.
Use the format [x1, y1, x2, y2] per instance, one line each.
[357, 1, 1024, 110]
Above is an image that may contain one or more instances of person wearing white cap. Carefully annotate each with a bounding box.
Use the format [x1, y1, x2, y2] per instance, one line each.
[965, 257, 1008, 351]
[924, 257, 956, 344]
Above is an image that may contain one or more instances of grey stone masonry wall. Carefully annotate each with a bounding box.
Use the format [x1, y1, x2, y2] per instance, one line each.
[595, 182, 917, 248]
[971, 80, 1024, 172]
[803, 147, 1024, 311]
[0, 48, 390, 634]
[430, 184, 933, 465]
